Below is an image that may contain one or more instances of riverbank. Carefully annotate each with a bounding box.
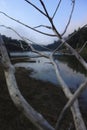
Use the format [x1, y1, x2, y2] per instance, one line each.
[0, 64, 87, 130]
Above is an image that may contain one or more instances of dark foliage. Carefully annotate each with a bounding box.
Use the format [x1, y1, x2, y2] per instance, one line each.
[1, 26, 87, 53]
[2, 35, 31, 52]
[67, 26, 87, 48]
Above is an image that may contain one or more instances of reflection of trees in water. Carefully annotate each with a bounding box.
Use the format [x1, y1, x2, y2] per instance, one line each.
[55, 55, 87, 76]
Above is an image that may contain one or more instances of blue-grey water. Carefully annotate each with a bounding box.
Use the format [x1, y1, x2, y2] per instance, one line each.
[11, 52, 87, 109]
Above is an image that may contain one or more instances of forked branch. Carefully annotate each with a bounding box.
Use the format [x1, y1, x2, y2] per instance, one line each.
[0, 1, 87, 130]
[0, 34, 54, 130]
[50, 57, 86, 130]
[0, 11, 56, 37]
[24, 0, 47, 17]
[0, 25, 52, 52]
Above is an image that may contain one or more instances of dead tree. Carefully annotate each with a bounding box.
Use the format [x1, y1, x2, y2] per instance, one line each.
[0, 0, 87, 130]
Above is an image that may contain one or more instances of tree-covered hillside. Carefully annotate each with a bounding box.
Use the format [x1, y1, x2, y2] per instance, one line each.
[2, 35, 31, 52]
[67, 26, 87, 48]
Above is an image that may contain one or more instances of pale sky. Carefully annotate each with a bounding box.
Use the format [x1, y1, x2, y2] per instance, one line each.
[0, 0, 87, 45]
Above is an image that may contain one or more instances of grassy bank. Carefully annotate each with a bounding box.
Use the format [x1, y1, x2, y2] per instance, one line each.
[0, 63, 87, 130]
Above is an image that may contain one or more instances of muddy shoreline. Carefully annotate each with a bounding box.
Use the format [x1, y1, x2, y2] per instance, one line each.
[0, 64, 87, 130]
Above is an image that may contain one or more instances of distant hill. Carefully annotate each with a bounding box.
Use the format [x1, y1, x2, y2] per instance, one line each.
[2, 35, 49, 52]
[1, 26, 87, 52]
[46, 40, 61, 50]
[32, 44, 47, 51]
[2, 35, 31, 52]
[46, 26, 87, 50]
[2, 35, 61, 52]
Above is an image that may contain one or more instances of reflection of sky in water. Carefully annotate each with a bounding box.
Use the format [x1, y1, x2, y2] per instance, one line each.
[14, 52, 87, 108]
[58, 61, 85, 88]
[15, 57, 86, 88]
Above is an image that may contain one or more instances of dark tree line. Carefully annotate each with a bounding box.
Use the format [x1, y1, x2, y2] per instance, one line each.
[1, 26, 87, 52]
[67, 26, 87, 48]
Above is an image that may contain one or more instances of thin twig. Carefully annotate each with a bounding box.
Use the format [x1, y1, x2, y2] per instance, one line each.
[78, 41, 87, 53]
[0, 25, 52, 51]
[39, 0, 62, 39]
[0, 11, 56, 37]
[61, 0, 75, 36]
[23, 36, 52, 51]
[39, 0, 49, 18]
[55, 79, 87, 129]
[0, 25, 49, 59]
[0, 34, 55, 130]
[52, 0, 62, 19]
[24, 0, 47, 17]
[34, 25, 52, 29]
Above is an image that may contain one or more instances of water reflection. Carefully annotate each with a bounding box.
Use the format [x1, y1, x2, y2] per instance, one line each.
[56, 55, 87, 76]
[14, 56, 86, 88]
[13, 52, 87, 108]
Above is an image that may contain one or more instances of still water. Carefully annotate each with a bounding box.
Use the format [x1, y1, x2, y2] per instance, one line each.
[12, 52, 87, 109]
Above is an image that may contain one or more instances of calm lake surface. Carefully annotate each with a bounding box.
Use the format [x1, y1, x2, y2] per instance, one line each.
[11, 52, 87, 109]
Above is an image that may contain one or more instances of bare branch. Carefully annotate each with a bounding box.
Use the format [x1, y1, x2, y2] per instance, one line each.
[25, 1, 87, 128]
[1, 1, 87, 130]
[0, 11, 56, 37]
[61, 39, 87, 70]
[41, 5, 87, 70]
[24, 0, 47, 17]
[51, 41, 65, 56]
[23, 36, 52, 51]
[0, 25, 52, 51]
[39, 1, 62, 38]
[34, 24, 52, 29]
[61, 0, 75, 36]
[55, 79, 87, 129]
[39, 0, 50, 18]
[0, 25, 50, 59]
[51, 24, 87, 57]
[50, 57, 86, 130]
[52, 0, 62, 19]
[78, 41, 87, 53]
[0, 34, 55, 130]
[18, 40, 26, 51]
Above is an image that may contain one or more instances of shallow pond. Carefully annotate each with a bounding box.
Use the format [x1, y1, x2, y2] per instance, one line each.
[12, 52, 87, 109]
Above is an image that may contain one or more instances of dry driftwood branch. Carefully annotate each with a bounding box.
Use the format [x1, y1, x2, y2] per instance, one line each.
[2, 23, 86, 130]
[1, 11, 87, 69]
[39, 0, 61, 39]
[35, 0, 87, 70]
[0, 24, 52, 52]
[0, 34, 55, 130]
[24, 0, 47, 17]
[66, 79, 87, 110]
[34, 25, 52, 29]
[0, 11, 56, 37]
[61, 0, 75, 36]
[23, 36, 52, 51]
[61, 39, 87, 69]
[78, 41, 87, 53]
[50, 57, 86, 130]
[0, 25, 50, 58]
[55, 79, 87, 129]
[52, 0, 62, 19]
[38, 7, 87, 130]
[0, 1, 87, 130]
